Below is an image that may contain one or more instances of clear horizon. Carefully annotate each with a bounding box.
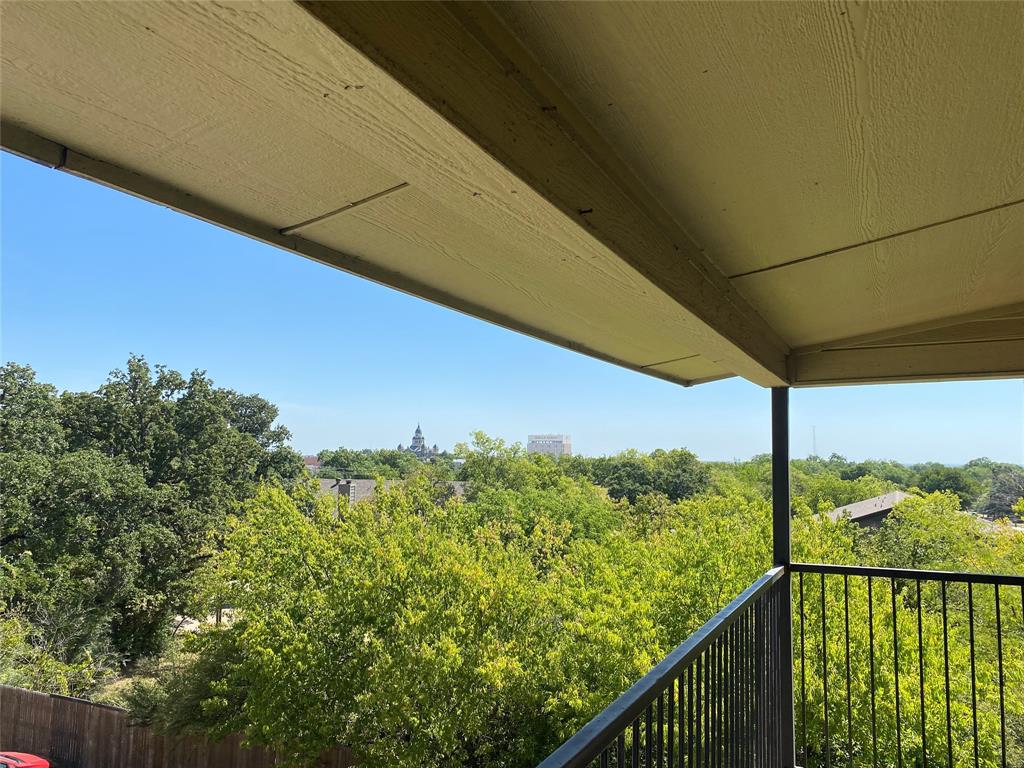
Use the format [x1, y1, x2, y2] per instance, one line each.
[3, 152, 1022, 464]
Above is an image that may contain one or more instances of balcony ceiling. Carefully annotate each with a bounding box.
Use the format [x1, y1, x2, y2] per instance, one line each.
[2, 1, 1022, 387]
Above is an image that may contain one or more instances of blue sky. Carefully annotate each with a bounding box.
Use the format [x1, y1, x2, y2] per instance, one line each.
[2, 152, 1021, 463]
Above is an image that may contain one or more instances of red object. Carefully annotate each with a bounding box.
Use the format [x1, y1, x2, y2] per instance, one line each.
[0, 753, 50, 768]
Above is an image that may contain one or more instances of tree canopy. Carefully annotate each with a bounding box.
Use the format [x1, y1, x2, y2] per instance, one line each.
[3, 361, 1021, 767]
[1, 358, 303, 674]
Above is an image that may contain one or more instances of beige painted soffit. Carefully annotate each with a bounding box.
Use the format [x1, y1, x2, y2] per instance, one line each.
[796, 302, 1024, 352]
[790, 340, 1024, 387]
[297, 1, 790, 387]
[0, 121, 706, 389]
[790, 304, 1024, 386]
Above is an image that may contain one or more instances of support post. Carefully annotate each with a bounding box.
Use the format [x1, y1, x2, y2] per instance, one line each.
[772, 387, 796, 766]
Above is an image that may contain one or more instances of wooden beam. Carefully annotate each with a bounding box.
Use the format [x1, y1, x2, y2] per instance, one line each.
[790, 339, 1024, 386]
[298, 1, 789, 386]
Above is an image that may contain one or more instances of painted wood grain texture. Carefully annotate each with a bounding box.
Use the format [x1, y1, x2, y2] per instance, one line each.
[2, 0, 1020, 385]
[734, 203, 1024, 347]
[0, 686, 354, 768]
[490, 0, 1024, 347]
[0, 0, 752, 385]
[299, 1, 790, 384]
[492, 1, 1024, 275]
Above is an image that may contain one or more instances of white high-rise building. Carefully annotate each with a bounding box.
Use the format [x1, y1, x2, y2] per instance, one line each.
[527, 434, 572, 458]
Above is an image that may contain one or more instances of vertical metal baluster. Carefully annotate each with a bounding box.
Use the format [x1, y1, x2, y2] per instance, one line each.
[762, 595, 768, 768]
[869, 576, 878, 768]
[741, 609, 747, 768]
[724, 629, 730, 768]
[743, 610, 749, 768]
[669, 675, 675, 768]
[844, 574, 853, 768]
[713, 636, 719, 768]
[753, 598, 760, 768]
[995, 584, 1005, 768]
[749, 607, 755, 768]
[762, 593, 768, 768]
[729, 626, 735, 768]
[777, 585, 783, 768]
[659, 689, 666, 768]
[770, 589, 775, 768]
[696, 655, 703, 768]
[969, 582, 978, 768]
[722, 633, 727, 768]
[714, 638, 719, 768]
[770, 585, 774, 765]
[761, 593, 768, 768]
[738, 617, 744, 768]
[734, 619, 740, 768]
[822, 573, 831, 768]
[633, 717, 640, 768]
[682, 672, 689, 768]
[745, 610, 753, 768]
[725, 626, 731, 768]
[916, 580, 927, 768]
[602, 746, 610, 768]
[619, 731, 626, 768]
[771, 585, 779, 768]
[941, 581, 952, 768]
[799, 573, 807, 766]
[647, 702, 654, 768]
[892, 578, 903, 768]
[709, 641, 716, 768]
[734, 616, 740, 768]
[769, 589, 776, 767]
[716, 632, 722, 768]
[710, 647, 716, 768]
[689, 663, 695, 768]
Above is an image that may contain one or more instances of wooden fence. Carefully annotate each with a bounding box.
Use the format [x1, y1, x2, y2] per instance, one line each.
[0, 685, 354, 768]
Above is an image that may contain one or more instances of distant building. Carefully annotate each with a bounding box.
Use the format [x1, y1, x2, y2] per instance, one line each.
[828, 490, 914, 528]
[303, 454, 322, 475]
[527, 434, 572, 458]
[398, 423, 439, 460]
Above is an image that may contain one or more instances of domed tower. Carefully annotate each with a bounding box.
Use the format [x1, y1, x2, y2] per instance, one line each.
[409, 423, 427, 456]
[406, 423, 439, 459]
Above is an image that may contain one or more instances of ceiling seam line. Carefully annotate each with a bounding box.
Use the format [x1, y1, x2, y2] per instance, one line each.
[806, 336, 1024, 353]
[728, 196, 1024, 280]
[279, 181, 410, 235]
[639, 353, 702, 369]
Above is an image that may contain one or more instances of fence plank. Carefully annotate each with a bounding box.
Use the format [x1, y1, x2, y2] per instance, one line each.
[0, 685, 353, 768]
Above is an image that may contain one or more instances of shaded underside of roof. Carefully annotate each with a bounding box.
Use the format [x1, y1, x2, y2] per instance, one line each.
[2, 1, 1022, 388]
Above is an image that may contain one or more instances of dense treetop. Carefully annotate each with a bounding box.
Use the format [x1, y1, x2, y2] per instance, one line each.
[1, 358, 303, 671]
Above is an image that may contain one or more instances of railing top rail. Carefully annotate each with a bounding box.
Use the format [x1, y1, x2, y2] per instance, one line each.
[791, 561, 1024, 587]
[537, 565, 786, 768]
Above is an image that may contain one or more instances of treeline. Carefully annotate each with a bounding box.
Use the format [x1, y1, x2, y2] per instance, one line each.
[1, 359, 303, 694]
[3, 361, 1023, 768]
[319, 437, 1023, 518]
[129, 438, 1023, 768]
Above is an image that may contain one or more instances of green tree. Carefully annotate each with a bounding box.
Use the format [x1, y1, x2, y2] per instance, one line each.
[911, 463, 983, 507]
[0, 363, 65, 455]
[1, 359, 304, 667]
[974, 467, 1024, 520]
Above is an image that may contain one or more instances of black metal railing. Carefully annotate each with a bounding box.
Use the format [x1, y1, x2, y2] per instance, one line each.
[538, 566, 790, 768]
[791, 563, 1024, 768]
[539, 562, 1023, 768]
